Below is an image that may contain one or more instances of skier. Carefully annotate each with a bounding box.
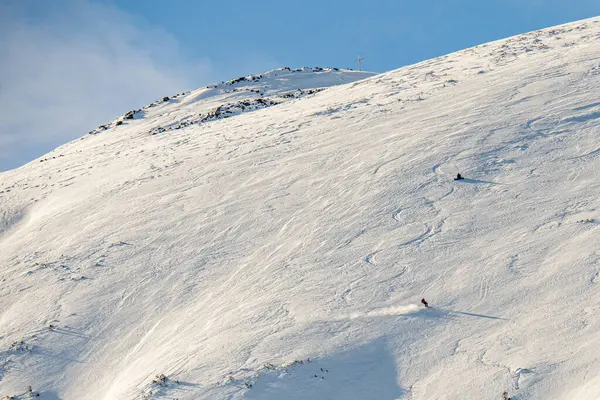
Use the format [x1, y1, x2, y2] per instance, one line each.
[454, 173, 464, 181]
[421, 298, 429, 308]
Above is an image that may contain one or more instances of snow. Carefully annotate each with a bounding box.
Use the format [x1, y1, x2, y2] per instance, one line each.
[2, 17, 600, 399]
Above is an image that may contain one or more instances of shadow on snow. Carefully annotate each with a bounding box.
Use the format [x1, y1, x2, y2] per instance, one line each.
[245, 339, 408, 400]
[456, 178, 503, 185]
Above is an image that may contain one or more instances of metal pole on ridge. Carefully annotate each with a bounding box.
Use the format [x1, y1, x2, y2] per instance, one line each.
[356, 54, 364, 71]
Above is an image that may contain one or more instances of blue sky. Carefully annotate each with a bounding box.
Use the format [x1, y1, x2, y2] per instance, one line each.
[112, 0, 600, 75]
[1, 0, 599, 171]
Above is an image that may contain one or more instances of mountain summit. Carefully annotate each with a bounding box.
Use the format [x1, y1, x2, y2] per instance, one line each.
[2, 17, 600, 400]
[87, 67, 377, 136]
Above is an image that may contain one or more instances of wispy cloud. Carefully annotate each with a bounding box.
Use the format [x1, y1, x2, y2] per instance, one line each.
[0, 1, 211, 171]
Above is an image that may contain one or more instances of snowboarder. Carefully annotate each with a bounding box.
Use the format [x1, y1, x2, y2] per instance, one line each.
[421, 298, 429, 308]
[454, 173, 464, 180]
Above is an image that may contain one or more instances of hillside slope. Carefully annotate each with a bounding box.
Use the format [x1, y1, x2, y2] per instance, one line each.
[2, 18, 600, 400]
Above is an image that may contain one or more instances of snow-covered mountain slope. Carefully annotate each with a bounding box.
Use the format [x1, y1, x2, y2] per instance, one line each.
[2, 17, 600, 400]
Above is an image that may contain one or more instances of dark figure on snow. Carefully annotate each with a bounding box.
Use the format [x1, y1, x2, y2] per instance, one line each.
[421, 298, 429, 308]
[454, 173, 464, 180]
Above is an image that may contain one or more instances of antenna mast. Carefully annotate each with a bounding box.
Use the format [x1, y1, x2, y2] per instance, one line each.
[356, 54, 364, 71]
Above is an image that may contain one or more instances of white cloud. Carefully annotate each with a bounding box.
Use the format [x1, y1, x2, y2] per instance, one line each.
[0, 1, 212, 171]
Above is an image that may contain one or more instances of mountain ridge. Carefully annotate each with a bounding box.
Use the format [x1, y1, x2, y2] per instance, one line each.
[86, 67, 377, 136]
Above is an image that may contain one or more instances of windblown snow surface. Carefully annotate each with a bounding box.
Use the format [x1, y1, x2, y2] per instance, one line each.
[2, 18, 600, 400]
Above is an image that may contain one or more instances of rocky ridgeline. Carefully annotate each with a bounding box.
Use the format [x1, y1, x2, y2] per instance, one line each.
[213, 66, 342, 88]
[87, 92, 188, 135]
[149, 88, 323, 135]
[87, 67, 343, 136]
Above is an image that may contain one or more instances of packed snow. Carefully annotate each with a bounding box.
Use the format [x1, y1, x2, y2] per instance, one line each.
[2, 17, 600, 400]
